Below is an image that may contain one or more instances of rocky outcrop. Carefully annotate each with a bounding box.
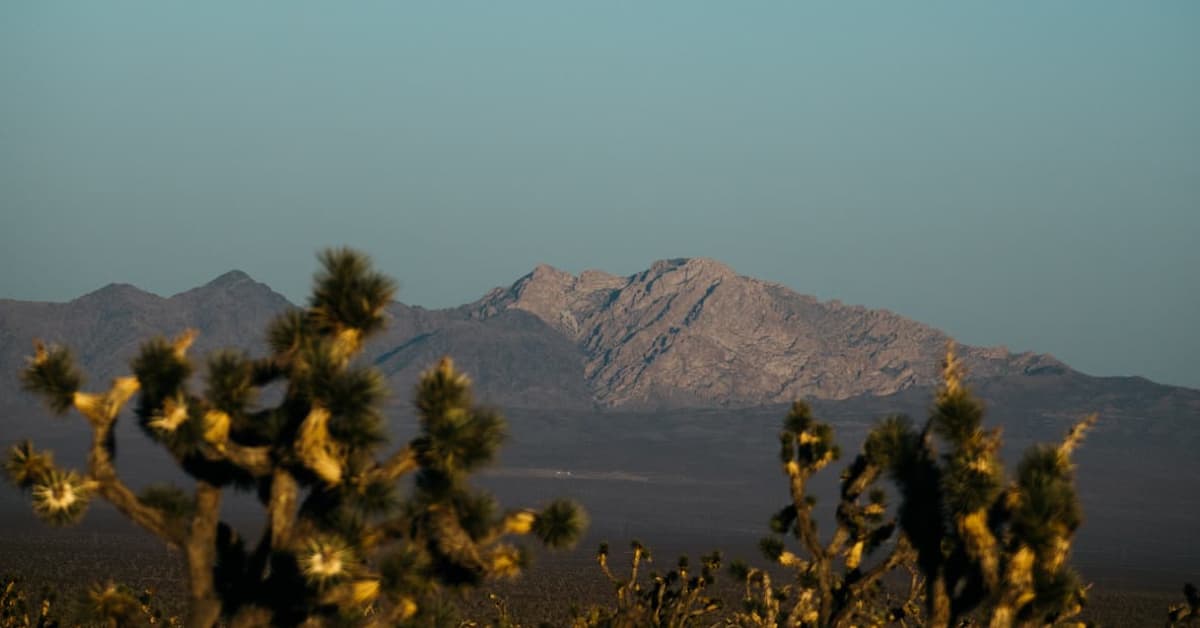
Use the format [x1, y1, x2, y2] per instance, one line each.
[471, 257, 1064, 406]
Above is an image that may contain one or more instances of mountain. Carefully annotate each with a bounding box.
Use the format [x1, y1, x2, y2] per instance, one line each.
[470, 257, 1064, 406]
[372, 305, 593, 410]
[0, 271, 289, 400]
[0, 258, 1193, 415]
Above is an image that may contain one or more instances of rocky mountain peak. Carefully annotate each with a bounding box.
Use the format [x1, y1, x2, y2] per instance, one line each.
[643, 257, 734, 280]
[470, 257, 1068, 406]
[71, 282, 160, 310]
[519, 264, 576, 299]
[576, 269, 624, 291]
[204, 269, 254, 289]
[171, 270, 285, 304]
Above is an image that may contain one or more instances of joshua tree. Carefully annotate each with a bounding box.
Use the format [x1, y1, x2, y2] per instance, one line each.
[735, 347, 1096, 628]
[869, 347, 1095, 628]
[5, 249, 585, 627]
[574, 541, 722, 628]
[730, 401, 918, 628]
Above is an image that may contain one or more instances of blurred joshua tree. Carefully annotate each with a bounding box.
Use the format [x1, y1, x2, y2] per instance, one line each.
[1169, 583, 1199, 626]
[5, 249, 585, 628]
[878, 347, 1095, 627]
[735, 346, 1097, 628]
[573, 541, 722, 628]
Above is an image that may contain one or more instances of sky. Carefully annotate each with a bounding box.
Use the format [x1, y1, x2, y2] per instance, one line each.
[1, 3, 1197, 389]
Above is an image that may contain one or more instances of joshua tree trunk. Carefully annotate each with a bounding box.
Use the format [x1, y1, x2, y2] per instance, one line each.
[185, 482, 223, 628]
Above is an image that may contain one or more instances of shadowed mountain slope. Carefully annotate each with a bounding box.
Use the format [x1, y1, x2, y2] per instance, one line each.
[0, 271, 291, 401]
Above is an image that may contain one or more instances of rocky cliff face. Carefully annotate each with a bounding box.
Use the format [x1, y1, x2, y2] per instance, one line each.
[471, 257, 1064, 406]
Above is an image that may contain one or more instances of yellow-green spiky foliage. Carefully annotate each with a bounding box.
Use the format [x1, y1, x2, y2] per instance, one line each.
[873, 345, 1095, 628]
[5, 248, 585, 628]
[730, 401, 918, 628]
[573, 541, 722, 628]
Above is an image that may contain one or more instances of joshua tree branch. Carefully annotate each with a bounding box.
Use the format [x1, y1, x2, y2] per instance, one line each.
[828, 463, 881, 558]
[85, 404, 183, 546]
[785, 461, 836, 624]
[247, 519, 274, 583]
[829, 536, 916, 628]
[786, 465, 825, 562]
[267, 468, 299, 548]
[212, 440, 273, 477]
[373, 444, 417, 481]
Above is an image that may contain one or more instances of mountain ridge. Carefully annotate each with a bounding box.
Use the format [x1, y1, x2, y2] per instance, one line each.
[0, 258, 1194, 416]
[469, 256, 1069, 406]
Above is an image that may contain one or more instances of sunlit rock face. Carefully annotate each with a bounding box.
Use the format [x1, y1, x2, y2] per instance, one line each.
[472, 257, 1064, 407]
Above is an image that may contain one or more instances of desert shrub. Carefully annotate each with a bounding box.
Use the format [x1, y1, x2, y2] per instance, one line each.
[572, 541, 722, 628]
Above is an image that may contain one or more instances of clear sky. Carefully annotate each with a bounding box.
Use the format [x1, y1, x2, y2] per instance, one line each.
[1, 3, 1197, 389]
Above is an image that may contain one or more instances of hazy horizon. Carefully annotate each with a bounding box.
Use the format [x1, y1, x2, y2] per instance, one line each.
[2, 3, 1197, 388]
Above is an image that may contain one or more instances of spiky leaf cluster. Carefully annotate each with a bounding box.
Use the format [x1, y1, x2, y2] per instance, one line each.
[4, 441, 94, 527]
[19, 342, 82, 415]
[4, 441, 55, 490]
[31, 469, 92, 526]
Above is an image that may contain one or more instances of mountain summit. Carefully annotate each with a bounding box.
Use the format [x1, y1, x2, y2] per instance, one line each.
[471, 258, 1064, 406]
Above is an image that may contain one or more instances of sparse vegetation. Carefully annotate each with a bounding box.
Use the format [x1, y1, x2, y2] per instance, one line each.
[572, 541, 723, 628]
[2, 573, 179, 627]
[4, 249, 584, 627]
[2, 575, 56, 628]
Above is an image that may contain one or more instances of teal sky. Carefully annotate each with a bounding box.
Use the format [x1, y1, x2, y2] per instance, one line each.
[2, 3, 1197, 389]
